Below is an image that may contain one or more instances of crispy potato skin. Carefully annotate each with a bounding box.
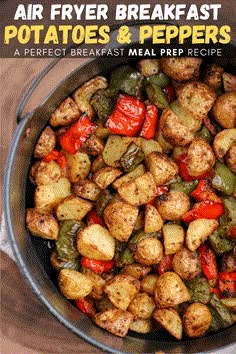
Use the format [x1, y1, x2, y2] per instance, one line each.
[34, 126, 56, 158]
[154, 272, 190, 307]
[172, 247, 200, 280]
[120, 264, 151, 280]
[72, 178, 101, 201]
[56, 195, 93, 221]
[146, 152, 179, 186]
[30, 160, 61, 186]
[153, 308, 183, 340]
[134, 238, 163, 266]
[204, 63, 224, 91]
[128, 292, 156, 319]
[183, 303, 212, 338]
[144, 204, 163, 233]
[156, 191, 190, 220]
[213, 92, 236, 128]
[93, 309, 134, 337]
[187, 138, 215, 177]
[161, 57, 202, 81]
[178, 81, 216, 121]
[213, 129, 236, 160]
[226, 144, 236, 173]
[26, 208, 59, 240]
[80, 134, 104, 156]
[58, 269, 92, 299]
[186, 219, 219, 252]
[49, 97, 81, 127]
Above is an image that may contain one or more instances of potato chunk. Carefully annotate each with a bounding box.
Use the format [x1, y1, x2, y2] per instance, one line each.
[73, 178, 101, 201]
[226, 144, 236, 173]
[56, 196, 93, 221]
[104, 274, 140, 310]
[58, 269, 92, 299]
[146, 152, 178, 186]
[30, 160, 61, 186]
[26, 208, 59, 240]
[144, 204, 163, 233]
[187, 138, 215, 177]
[154, 272, 190, 307]
[120, 264, 151, 280]
[156, 191, 190, 220]
[172, 247, 200, 280]
[178, 81, 216, 121]
[35, 177, 71, 212]
[81, 268, 105, 300]
[183, 303, 212, 338]
[153, 308, 183, 340]
[50, 97, 81, 127]
[128, 292, 156, 319]
[92, 167, 122, 189]
[34, 126, 56, 158]
[162, 223, 185, 255]
[118, 172, 156, 206]
[93, 309, 133, 337]
[186, 218, 219, 251]
[134, 238, 163, 266]
[141, 274, 159, 295]
[212, 91, 236, 128]
[161, 57, 201, 81]
[77, 224, 115, 261]
[112, 164, 145, 189]
[129, 318, 153, 334]
[103, 202, 138, 242]
[213, 128, 236, 159]
[64, 151, 91, 183]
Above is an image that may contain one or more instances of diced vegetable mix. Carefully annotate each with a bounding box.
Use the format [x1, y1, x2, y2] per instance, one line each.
[26, 57, 236, 339]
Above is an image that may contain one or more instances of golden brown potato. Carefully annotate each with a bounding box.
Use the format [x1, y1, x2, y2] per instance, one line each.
[103, 201, 139, 242]
[187, 138, 215, 177]
[159, 107, 194, 146]
[138, 58, 161, 76]
[72, 178, 101, 201]
[92, 166, 122, 190]
[183, 303, 212, 338]
[93, 309, 133, 337]
[162, 223, 185, 255]
[34, 126, 56, 158]
[80, 134, 104, 156]
[212, 92, 236, 128]
[154, 272, 190, 307]
[153, 308, 183, 340]
[128, 292, 156, 319]
[134, 238, 163, 266]
[213, 129, 236, 159]
[144, 204, 163, 233]
[104, 274, 140, 310]
[172, 247, 200, 280]
[204, 63, 224, 91]
[81, 268, 105, 300]
[58, 269, 92, 299]
[178, 81, 216, 121]
[223, 72, 236, 92]
[226, 144, 236, 173]
[146, 152, 179, 186]
[161, 57, 202, 81]
[64, 151, 91, 183]
[34, 177, 71, 212]
[140, 274, 159, 295]
[49, 97, 81, 127]
[26, 208, 59, 240]
[77, 224, 115, 261]
[118, 172, 157, 206]
[112, 164, 145, 189]
[186, 218, 219, 252]
[120, 264, 151, 279]
[30, 161, 61, 186]
[156, 191, 190, 221]
[72, 76, 108, 119]
[129, 318, 153, 333]
[91, 154, 107, 173]
[56, 196, 93, 221]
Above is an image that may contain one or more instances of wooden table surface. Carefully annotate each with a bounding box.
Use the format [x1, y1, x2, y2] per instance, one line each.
[1, 1, 236, 352]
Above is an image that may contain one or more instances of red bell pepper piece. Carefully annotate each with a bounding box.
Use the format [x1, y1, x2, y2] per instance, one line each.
[210, 287, 220, 296]
[177, 153, 211, 181]
[182, 200, 225, 223]
[158, 254, 173, 275]
[107, 95, 146, 137]
[86, 209, 105, 227]
[199, 243, 218, 281]
[147, 185, 168, 205]
[59, 115, 96, 154]
[56, 152, 67, 170]
[81, 256, 115, 274]
[75, 297, 96, 318]
[140, 104, 158, 139]
[218, 272, 236, 298]
[43, 149, 60, 162]
[163, 85, 175, 103]
[191, 179, 221, 203]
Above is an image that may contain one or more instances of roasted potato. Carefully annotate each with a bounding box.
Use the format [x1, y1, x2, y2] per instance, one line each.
[144, 204, 163, 233]
[26, 208, 59, 240]
[226, 144, 236, 173]
[213, 129, 236, 159]
[187, 138, 215, 177]
[223, 72, 236, 92]
[153, 308, 183, 340]
[104, 274, 140, 310]
[183, 303, 212, 338]
[81, 268, 105, 300]
[56, 196, 93, 221]
[58, 269, 92, 299]
[177, 81, 216, 121]
[77, 224, 115, 261]
[161, 57, 202, 81]
[140, 274, 159, 295]
[162, 223, 185, 255]
[145, 152, 179, 186]
[138, 58, 161, 76]
[129, 318, 153, 334]
[156, 191, 190, 220]
[30, 160, 61, 186]
[120, 264, 151, 280]
[212, 91, 236, 128]
[204, 63, 224, 91]
[92, 166, 122, 189]
[72, 178, 101, 201]
[134, 238, 163, 266]
[80, 134, 104, 156]
[172, 247, 200, 280]
[93, 309, 133, 337]
[154, 272, 190, 307]
[34, 126, 56, 158]
[128, 292, 156, 319]
[49, 97, 81, 127]
[186, 218, 219, 251]
[64, 151, 91, 183]
[112, 164, 145, 189]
